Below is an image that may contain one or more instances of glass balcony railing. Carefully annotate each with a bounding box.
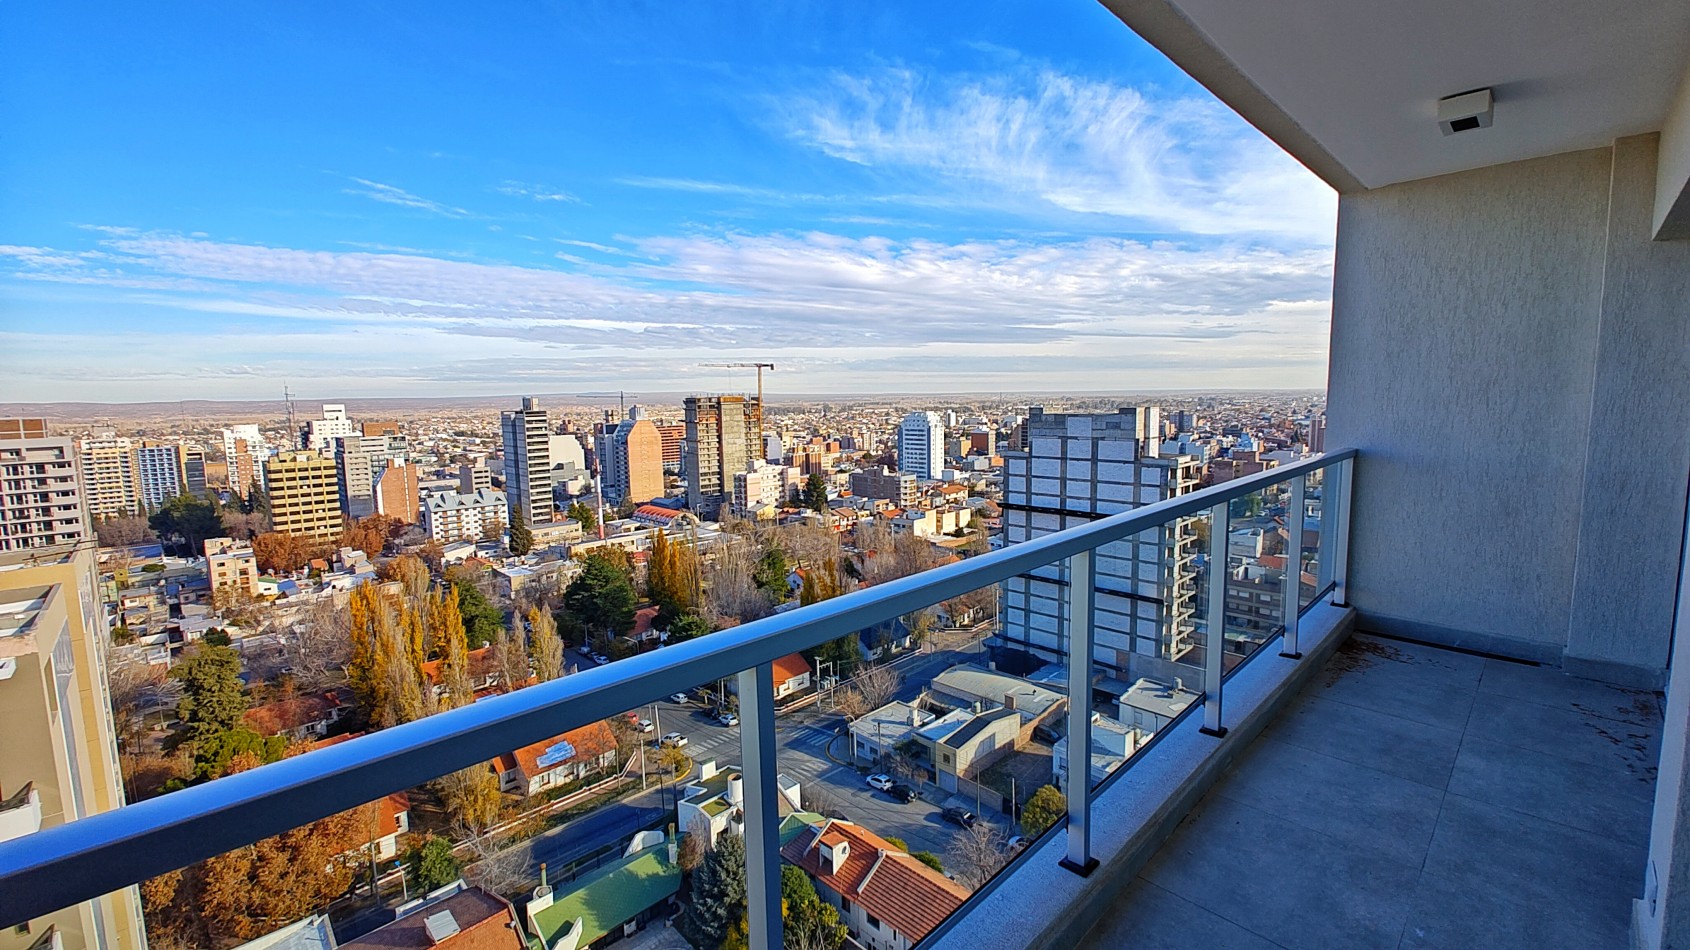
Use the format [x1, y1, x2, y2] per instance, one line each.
[0, 450, 1354, 950]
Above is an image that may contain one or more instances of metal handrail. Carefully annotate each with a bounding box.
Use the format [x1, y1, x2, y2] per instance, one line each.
[0, 448, 1355, 930]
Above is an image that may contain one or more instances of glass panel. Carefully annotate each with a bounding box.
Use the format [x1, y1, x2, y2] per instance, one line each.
[1220, 486, 1283, 668]
[1300, 468, 1326, 609]
[1090, 516, 1207, 795]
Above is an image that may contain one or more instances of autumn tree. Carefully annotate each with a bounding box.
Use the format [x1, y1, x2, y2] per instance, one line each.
[431, 586, 473, 708]
[347, 584, 427, 728]
[706, 536, 774, 623]
[491, 618, 529, 692]
[435, 765, 503, 832]
[220, 507, 266, 542]
[460, 827, 534, 898]
[252, 531, 314, 574]
[197, 805, 368, 940]
[527, 607, 564, 682]
[647, 530, 700, 619]
[1020, 784, 1067, 838]
[379, 553, 432, 604]
[339, 514, 396, 559]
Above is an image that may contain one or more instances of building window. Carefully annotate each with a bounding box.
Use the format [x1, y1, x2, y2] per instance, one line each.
[866, 913, 881, 930]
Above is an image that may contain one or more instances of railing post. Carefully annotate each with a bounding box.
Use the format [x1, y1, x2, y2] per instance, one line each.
[1060, 550, 1098, 877]
[1331, 457, 1354, 608]
[1280, 474, 1306, 659]
[1203, 501, 1230, 738]
[737, 662, 783, 950]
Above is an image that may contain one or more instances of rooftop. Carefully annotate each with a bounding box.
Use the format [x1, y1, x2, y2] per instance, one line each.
[527, 841, 680, 948]
[340, 886, 522, 950]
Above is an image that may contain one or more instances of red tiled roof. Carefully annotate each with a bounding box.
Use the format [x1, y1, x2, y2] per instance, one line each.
[421, 645, 496, 686]
[376, 791, 410, 839]
[772, 652, 809, 685]
[339, 887, 524, 950]
[243, 692, 343, 735]
[632, 605, 661, 637]
[780, 820, 968, 942]
[497, 720, 618, 780]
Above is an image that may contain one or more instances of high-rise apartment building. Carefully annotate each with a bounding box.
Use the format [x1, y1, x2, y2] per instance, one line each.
[75, 436, 140, 520]
[849, 466, 920, 507]
[336, 434, 410, 520]
[896, 411, 945, 480]
[302, 404, 357, 454]
[221, 425, 265, 494]
[655, 423, 686, 471]
[0, 546, 148, 950]
[180, 445, 207, 497]
[373, 458, 420, 523]
[600, 408, 664, 506]
[500, 397, 552, 526]
[264, 451, 344, 541]
[999, 407, 1201, 680]
[684, 395, 761, 519]
[0, 420, 89, 553]
[732, 460, 786, 517]
[135, 441, 184, 510]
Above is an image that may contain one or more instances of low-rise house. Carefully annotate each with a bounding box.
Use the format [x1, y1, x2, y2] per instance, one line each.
[525, 835, 680, 950]
[204, 536, 261, 596]
[243, 689, 351, 740]
[1116, 677, 1200, 735]
[340, 881, 526, 950]
[675, 760, 744, 847]
[849, 701, 935, 766]
[1052, 713, 1141, 794]
[929, 663, 1067, 743]
[772, 652, 811, 699]
[496, 721, 619, 796]
[913, 706, 1021, 793]
[421, 645, 501, 697]
[781, 818, 970, 949]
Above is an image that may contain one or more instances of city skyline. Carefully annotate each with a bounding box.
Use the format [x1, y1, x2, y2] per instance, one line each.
[0, 1, 1336, 402]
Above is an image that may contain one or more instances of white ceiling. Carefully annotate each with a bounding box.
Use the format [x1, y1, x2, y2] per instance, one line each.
[1113, 0, 1690, 190]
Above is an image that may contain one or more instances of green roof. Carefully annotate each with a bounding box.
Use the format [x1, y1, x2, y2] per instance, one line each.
[530, 842, 681, 948]
[779, 812, 827, 847]
[702, 799, 731, 817]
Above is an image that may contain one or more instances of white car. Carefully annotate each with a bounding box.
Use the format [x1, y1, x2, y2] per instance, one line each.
[717, 713, 739, 727]
[592, 653, 610, 665]
[636, 718, 654, 734]
[577, 645, 593, 656]
[669, 692, 689, 704]
[660, 732, 688, 748]
[865, 773, 894, 791]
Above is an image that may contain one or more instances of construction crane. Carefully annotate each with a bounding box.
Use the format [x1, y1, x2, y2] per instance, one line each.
[699, 362, 775, 406]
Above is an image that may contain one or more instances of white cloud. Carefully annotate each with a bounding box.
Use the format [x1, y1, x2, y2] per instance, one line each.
[344, 178, 468, 217]
[780, 66, 1336, 241]
[494, 181, 579, 203]
[0, 227, 1332, 397]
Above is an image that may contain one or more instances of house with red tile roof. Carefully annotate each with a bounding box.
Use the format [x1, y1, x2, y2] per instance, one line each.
[772, 653, 811, 699]
[242, 689, 351, 740]
[781, 818, 970, 948]
[495, 720, 619, 796]
[339, 882, 526, 950]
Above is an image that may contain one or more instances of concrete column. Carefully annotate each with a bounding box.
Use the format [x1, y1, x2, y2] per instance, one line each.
[1634, 481, 1690, 949]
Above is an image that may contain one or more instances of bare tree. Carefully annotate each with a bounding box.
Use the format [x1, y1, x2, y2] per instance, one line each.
[951, 820, 1011, 889]
[459, 829, 534, 899]
[704, 536, 773, 624]
[833, 688, 871, 721]
[284, 598, 352, 690]
[802, 783, 848, 819]
[96, 514, 156, 548]
[490, 619, 530, 693]
[220, 509, 266, 542]
[854, 663, 901, 710]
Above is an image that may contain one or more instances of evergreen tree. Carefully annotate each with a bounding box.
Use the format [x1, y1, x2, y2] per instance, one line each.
[802, 473, 830, 512]
[508, 506, 533, 555]
[1020, 784, 1068, 838]
[752, 546, 789, 598]
[150, 492, 224, 556]
[781, 865, 848, 950]
[527, 607, 564, 682]
[170, 643, 247, 747]
[406, 836, 463, 893]
[564, 551, 638, 643]
[664, 612, 713, 645]
[678, 832, 746, 949]
[566, 500, 597, 533]
[453, 578, 504, 648]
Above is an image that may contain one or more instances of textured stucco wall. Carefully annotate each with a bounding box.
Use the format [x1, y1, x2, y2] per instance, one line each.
[1566, 134, 1690, 681]
[1327, 148, 1615, 666]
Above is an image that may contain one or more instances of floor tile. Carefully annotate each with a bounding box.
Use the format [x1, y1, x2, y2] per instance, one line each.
[1448, 735, 1654, 841]
[1398, 869, 1629, 950]
[1420, 793, 1642, 936]
[1264, 693, 1463, 790]
[1464, 692, 1660, 776]
[1080, 878, 1284, 950]
[1218, 736, 1445, 867]
[1477, 659, 1663, 726]
[1142, 793, 1420, 950]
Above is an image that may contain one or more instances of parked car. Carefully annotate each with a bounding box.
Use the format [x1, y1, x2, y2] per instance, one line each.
[942, 807, 978, 828]
[717, 712, 739, 727]
[660, 732, 688, 748]
[865, 773, 895, 791]
[592, 653, 610, 665]
[669, 692, 689, 704]
[636, 718, 654, 734]
[887, 783, 918, 803]
[577, 645, 593, 656]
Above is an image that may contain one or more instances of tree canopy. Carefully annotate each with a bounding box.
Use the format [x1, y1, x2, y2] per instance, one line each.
[679, 832, 746, 949]
[150, 493, 223, 556]
[171, 644, 247, 747]
[453, 578, 504, 648]
[508, 506, 532, 555]
[566, 500, 598, 533]
[563, 550, 638, 642]
[802, 473, 830, 512]
[1021, 784, 1068, 838]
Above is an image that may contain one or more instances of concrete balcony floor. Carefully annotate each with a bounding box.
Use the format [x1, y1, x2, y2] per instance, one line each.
[1079, 634, 1664, 949]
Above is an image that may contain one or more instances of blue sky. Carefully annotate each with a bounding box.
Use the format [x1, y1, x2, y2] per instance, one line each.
[0, 1, 1336, 402]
